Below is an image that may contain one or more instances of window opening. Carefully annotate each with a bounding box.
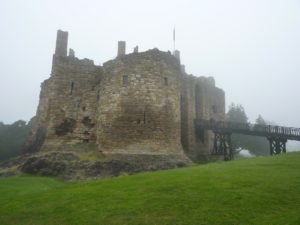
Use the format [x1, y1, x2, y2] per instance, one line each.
[83, 131, 90, 143]
[70, 82, 74, 95]
[123, 75, 129, 87]
[212, 105, 217, 113]
[164, 77, 168, 86]
[97, 90, 100, 101]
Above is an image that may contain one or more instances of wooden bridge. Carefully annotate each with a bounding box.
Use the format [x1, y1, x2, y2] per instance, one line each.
[195, 119, 300, 160]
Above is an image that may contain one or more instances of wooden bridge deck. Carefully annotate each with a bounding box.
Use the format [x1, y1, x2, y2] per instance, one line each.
[195, 119, 300, 141]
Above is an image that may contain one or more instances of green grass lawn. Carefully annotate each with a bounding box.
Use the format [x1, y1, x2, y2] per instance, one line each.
[1, 153, 300, 225]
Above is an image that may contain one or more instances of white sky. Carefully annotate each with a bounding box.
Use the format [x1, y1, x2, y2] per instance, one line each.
[0, 0, 300, 129]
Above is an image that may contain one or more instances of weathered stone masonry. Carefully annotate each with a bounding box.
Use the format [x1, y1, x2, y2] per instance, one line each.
[25, 30, 225, 162]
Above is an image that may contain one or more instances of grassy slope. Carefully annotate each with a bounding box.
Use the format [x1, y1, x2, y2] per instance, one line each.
[1, 153, 300, 225]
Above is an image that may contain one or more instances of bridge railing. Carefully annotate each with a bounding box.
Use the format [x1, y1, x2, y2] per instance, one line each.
[195, 119, 300, 140]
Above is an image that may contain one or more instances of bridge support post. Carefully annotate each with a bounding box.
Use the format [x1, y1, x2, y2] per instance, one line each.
[267, 137, 287, 155]
[213, 132, 233, 161]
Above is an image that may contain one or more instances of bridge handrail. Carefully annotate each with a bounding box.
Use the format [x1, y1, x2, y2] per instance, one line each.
[195, 119, 300, 137]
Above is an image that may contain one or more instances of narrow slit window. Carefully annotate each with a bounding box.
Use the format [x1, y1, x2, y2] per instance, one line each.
[97, 90, 100, 101]
[164, 77, 168, 86]
[123, 75, 129, 87]
[212, 105, 217, 113]
[70, 82, 74, 95]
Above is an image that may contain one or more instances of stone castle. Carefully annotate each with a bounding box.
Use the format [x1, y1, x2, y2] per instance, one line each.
[25, 30, 225, 162]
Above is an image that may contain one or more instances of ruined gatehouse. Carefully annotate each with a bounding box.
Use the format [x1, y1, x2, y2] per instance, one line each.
[25, 30, 225, 163]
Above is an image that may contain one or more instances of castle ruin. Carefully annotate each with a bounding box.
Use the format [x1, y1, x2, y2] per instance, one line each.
[25, 30, 225, 162]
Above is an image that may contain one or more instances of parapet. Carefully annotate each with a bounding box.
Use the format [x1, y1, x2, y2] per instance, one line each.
[181, 65, 186, 74]
[55, 30, 68, 57]
[207, 76, 215, 86]
[104, 48, 180, 70]
[197, 76, 215, 87]
[69, 48, 75, 57]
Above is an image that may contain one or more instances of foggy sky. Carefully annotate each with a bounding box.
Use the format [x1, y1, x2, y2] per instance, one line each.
[1, 0, 300, 129]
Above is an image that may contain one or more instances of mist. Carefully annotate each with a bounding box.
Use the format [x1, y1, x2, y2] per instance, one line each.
[1, 0, 299, 129]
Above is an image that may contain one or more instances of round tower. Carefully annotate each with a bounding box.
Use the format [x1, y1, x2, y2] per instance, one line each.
[96, 49, 184, 156]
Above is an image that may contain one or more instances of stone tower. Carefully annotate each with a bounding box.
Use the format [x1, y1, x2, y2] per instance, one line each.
[96, 50, 183, 155]
[55, 30, 68, 57]
[117, 41, 126, 56]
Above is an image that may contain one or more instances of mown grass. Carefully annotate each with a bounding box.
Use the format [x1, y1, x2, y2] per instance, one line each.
[1, 153, 300, 225]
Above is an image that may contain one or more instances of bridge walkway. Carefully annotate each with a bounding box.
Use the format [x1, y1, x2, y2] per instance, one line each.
[195, 119, 300, 160]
